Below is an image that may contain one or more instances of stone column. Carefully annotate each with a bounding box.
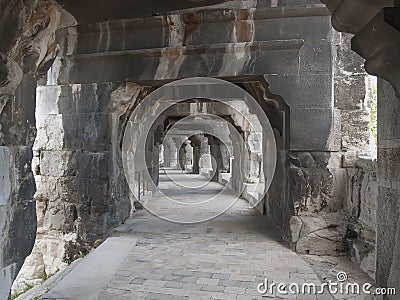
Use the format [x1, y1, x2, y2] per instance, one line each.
[376, 79, 400, 295]
[207, 136, 224, 182]
[220, 142, 231, 173]
[0, 76, 37, 299]
[229, 128, 245, 194]
[178, 143, 186, 171]
[163, 139, 174, 168]
[185, 142, 193, 168]
[191, 138, 201, 174]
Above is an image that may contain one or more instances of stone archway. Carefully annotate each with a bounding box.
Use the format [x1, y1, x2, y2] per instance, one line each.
[1, 0, 399, 298]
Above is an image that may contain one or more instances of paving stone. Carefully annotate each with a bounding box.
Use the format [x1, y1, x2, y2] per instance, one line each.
[197, 278, 220, 285]
[36, 172, 373, 300]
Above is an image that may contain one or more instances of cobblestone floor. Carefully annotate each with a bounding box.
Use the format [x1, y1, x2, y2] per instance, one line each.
[99, 171, 376, 300]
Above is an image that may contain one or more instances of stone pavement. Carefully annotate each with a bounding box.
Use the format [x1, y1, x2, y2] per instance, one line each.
[21, 171, 377, 300]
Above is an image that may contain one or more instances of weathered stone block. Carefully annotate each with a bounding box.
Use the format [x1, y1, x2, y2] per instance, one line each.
[289, 152, 345, 215]
[376, 187, 400, 291]
[57, 85, 75, 114]
[76, 151, 110, 179]
[378, 147, 400, 181]
[35, 114, 65, 150]
[40, 150, 76, 177]
[254, 16, 332, 42]
[265, 74, 333, 108]
[0, 75, 36, 146]
[292, 213, 347, 256]
[3, 200, 37, 267]
[186, 22, 234, 46]
[77, 18, 165, 54]
[290, 108, 333, 151]
[77, 178, 109, 208]
[334, 74, 367, 110]
[300, 40, 333, 73]
[377, 80, 400, 141]
[35, 176, 77, 203]
[0, 264, 16, 300]
[0, 147, 11, 206]
[78, 113, 112, 151]
[74, 84, 112, 114]
[335, 32, 365, 75]
[36, 85, 62, 116]
[341, 110, 371, 151]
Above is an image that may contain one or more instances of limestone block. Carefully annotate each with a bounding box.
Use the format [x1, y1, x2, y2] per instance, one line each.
[76, 151, 110, 179]
[36, 85, 62, 116]
[342, 151, 359, 167]
[255, 15, 332, 42]
[35, 176, 78, 204]
[265, 74, 333, 108]
[35, 114, 65, 150]
[40, 150, 76, 177]
[289, 152, 345, 214]
[77, 18, 165, 54]
[376, 186, 400, 290]
[341, 110, 371, 151]
[290, 108, 335, 151]
[79, 113, 112, 151]
[0, 147, 11, 206]
[289, 216, 303, 243]
[300, 40, 333, 73]
[377, 80, 400, 141]
[334, 74, 367, 110]
[0, 264, 16, 300]
[5, 200, 37, 270]
[293, 213, 347, 256]
[345, 158, 377, 231]
[74, 84, 112, 114]
[360, 251, 376, 280]
[378, 147, 400, 181]
[335, 32, 365, 74]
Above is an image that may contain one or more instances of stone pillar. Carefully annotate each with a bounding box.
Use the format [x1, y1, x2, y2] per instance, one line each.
[207, 136, 224, 182]
[178, 144, 186, 171]
[376, 79, 400, 295]
[145, 131, 158, 187]
[15, 83, 132, 293]
[229, 128, 245, 194]
[220, 142, 230, 173]
[185, 142, 193, 168]
[152, 144, 160, 188]
[163, 139, 174, 168]
[0, 76, 37, 299]
[165, 138, 178, 169]
[191, 139, 201, 174]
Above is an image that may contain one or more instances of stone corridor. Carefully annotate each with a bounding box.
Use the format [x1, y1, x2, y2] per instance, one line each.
[2, 0, 400, 299]
[18, 171, 375, 300]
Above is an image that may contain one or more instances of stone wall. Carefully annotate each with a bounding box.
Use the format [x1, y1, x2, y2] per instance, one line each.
[288, 31, 377, 260]
[13, 82, 133, 292]
[345, 157, 377, 279]
[376, 80, 400, 297]
[0, 0, 65, 298]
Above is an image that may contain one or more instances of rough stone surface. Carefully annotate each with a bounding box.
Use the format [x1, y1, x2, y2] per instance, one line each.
[13, 82, 134, 294]
[0, 0, 64, 297]
[376, 80, 400, 298]
[290, 213, 347, 256]
[2, 1, 399, 299]
[289, 152, 345, 216]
